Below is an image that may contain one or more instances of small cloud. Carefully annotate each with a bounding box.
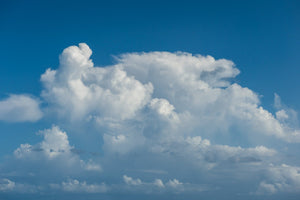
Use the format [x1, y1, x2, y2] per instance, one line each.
[57, 179, 107, 193]
[123, 175, 142, 186]
[256, 181, 277, 194]
[0, 178, 15, 192]
[0, 94, 42, 122]
[274, 93, 299, 128]
[276, 110, 289, 121]
[80, 159, 102, 172]
[166, 179, 183, 188]
[153, 179, 164, 188]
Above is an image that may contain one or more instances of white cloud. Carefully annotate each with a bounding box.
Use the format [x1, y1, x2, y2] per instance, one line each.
[123, 175, 142, 186]
[257, 181, 277, 194]
[13, 125, 101, 175]
[38, 43, 300, 144]
[2, 43, 300, 197]
[152, 135, 277, 171]
[14, 143, 33, 159]
[166, 179, 183, 188]
[117, 51, 300, 142]
[118, 51, 239, 89]
[60, 179, 107, 193]
[40, 125, 72, 159]
[149, 98, 179, 122]
[0, 94, 42, 122]
[153, 179, 164, 188]
[0, 178, 40, 194]
[41, 43, 153, 121]
[274, 93, 299, 127]
[257, 164, 300, 194]
[121, 175, 206, 193]
[80, 159, 102, 172]
[14, 125, 74, 160]
[276, 109, 289, 121]
[0, 178, 15, 192]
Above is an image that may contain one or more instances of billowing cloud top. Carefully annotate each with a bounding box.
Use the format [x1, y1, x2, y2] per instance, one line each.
[1, 43, 300, 199]
[40, 43, 300, 143]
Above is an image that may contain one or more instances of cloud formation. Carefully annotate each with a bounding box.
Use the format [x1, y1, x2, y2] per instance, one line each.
[11, 125, 102, 180]
[0, 95, 42, 122]
[257, 164, 300, 194]
[53, 179, 107, 193]
[38, 43, 300, 144]
[41, 43, 153, 121]
[1, 43, 300, 199]
[0, 179, 15, 192]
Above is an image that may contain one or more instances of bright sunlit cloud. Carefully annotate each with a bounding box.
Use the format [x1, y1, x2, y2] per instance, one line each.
[0, 43, 299, 199]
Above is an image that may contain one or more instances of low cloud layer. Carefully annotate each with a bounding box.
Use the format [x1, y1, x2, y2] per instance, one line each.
[1, 43, 300, 199]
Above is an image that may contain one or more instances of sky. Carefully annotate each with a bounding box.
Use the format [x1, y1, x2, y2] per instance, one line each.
[0, 0, 300, 199]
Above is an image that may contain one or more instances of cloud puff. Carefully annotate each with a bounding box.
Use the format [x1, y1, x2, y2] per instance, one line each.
[123, 175, 142, 186]
[166, 179, 183, 188]
[0, 178, 15, 192]
[14, 125, 74, 160]
[12, 125, 101, 178]
[149, 98, 179, 122]
[0, 94, 42, 122]
[41, 43, 153, 121]
[153, 179, 165, 188]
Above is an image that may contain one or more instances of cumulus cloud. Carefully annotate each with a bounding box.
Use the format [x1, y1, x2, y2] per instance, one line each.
[14, 125, 73, 160]
[80, 159, 102, 172]
[149, 98, 179, 121]
[117, 52, 300, 142]
[166, 179, 183, 188]
[0, 178, 40, 194]
[37, 44, 300, 191]
[0, 94, 42, 122]
[257, 164, 300, 194]
[12, 125, 102, 176]
[1, 178, 107, 194]
[123, 175, 142, 186]
[38, 43, 300, 144]
[41, 43, 153, 121]
[1, 43, 300, 198]
[0, 178, 15, 192]
[153, 179, 165, 188]
[150, 135, 277, 171]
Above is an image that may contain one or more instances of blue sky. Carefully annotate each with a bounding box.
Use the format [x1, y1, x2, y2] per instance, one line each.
[0, 0, 300, 199]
